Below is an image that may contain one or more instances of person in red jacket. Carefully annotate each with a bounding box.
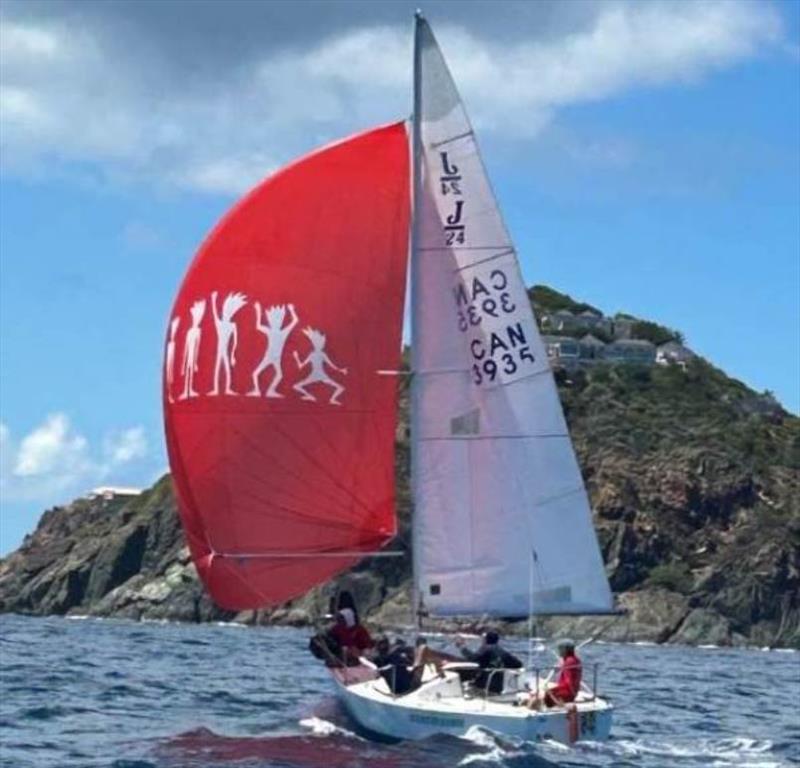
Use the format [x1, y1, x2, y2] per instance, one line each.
[329, 608, 374, 663]
[528, 638, 582, 709]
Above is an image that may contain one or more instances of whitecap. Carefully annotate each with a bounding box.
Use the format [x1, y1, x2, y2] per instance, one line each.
[593, 736, 777, 764]
[298, 716, 362, 739]
[458, 726, 521, 765]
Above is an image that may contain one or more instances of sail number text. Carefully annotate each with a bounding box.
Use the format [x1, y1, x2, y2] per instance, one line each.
[453, 268, 536, 385]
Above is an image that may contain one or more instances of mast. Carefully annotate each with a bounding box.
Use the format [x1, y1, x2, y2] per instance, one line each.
[409, 9, 424, 630]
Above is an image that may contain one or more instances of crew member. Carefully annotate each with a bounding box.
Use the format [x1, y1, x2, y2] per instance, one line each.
[456, 630, 522, 694]
[373, 637, 421, 695]
[528, 638, 582, 709]
[329, 607, 373, 663]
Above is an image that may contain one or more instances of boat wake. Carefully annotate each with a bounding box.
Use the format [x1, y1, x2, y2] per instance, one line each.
[577, 736, 783, 767]
[457, 726, 526, 765]
[159, 726, 382, 767]
[159, 725, 519, 768]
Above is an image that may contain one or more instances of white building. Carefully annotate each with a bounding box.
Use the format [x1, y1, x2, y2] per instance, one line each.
[86, 486, 143, 501]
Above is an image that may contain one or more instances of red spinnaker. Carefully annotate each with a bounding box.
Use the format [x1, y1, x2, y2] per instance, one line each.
[163, 123, 410, 610]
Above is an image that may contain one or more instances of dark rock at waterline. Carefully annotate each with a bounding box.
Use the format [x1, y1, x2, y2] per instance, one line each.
[1, 294, 798, 648]
[0, 480, 234, 624]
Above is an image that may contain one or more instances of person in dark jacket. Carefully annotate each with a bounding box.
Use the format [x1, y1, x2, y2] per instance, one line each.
[455, 631, 522, 694]
[372, 637, 422, 695]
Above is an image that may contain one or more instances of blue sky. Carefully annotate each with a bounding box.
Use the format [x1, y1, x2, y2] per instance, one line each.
[1, 0, 798, 554]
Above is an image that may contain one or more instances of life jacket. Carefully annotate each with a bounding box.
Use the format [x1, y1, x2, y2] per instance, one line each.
[551, 653, 582, 702]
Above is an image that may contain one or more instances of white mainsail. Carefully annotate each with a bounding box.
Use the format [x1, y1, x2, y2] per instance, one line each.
[410, 16, 613, 617]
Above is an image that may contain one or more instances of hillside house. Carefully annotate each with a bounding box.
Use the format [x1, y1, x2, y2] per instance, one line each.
[656, 341, 695, 367]
[86, 486, 142, 502]
[543, 335, 580, 365]
[543, 309, 577, 332]
[612, 316, 636, 340]
[577, 310, 613, 336]
[578, 333, 606, 361]
[605, 339, 657, 364]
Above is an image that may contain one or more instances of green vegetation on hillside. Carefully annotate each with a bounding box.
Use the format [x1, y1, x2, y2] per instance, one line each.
[531, 284, 684, 346]
[2, 284, 797, 647]
[555, 354, 799, 644]
[630, 320, 684, 346]
[529, 285, 601, 316]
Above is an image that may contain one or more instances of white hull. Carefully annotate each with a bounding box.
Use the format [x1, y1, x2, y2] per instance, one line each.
[330, 666, 612, 744]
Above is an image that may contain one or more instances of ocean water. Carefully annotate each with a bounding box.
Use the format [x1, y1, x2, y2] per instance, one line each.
[1, 614, 798, 768]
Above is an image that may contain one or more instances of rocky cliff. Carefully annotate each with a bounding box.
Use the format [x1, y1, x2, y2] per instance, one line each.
[2, 289, 798, 648]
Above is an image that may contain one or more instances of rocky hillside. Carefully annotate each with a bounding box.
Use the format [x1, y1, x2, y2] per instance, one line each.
[1, 287, 798, 648]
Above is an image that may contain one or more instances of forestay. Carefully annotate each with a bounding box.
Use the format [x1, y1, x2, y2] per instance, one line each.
[410, 18, 613, 617]
[164, 123, 409, 610]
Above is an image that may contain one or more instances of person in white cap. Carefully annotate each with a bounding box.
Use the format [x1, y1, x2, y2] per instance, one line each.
[527, 638, 582, 709]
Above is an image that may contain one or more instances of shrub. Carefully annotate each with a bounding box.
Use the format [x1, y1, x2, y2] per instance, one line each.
[631, 320, 682, 346]
[529, 285, 601, 316]
[646, 562, 694, 594]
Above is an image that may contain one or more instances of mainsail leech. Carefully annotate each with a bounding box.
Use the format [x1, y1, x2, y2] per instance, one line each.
[410, 16, 613, 617]
[164, 123, 410, 611]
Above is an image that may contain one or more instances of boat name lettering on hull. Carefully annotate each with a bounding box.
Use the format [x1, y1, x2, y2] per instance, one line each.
[408, 713, 465, 728]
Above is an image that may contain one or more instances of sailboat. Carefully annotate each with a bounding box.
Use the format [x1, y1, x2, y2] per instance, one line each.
[163, 13, 616, 745]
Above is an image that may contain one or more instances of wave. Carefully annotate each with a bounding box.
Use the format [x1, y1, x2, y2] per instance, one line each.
[457, 729, 515, 766]
[580, 736, 780, 766]
[298, 716, 363, 740]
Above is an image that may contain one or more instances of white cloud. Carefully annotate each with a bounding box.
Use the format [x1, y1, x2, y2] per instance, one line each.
[14, 413, 90, 478]
[0, 414, 149, 504]
[0, 423, 12, 492]
[0, 1, 785, 194]
[104, 426, 148, 466]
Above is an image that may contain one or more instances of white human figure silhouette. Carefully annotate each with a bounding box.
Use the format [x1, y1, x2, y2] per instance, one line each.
[248, 303, 299, 398]
[179, 300, 206, 400]
[165, 316, 180, 403]
[208, 291, 248, 396]
[293, 327, 348, 405]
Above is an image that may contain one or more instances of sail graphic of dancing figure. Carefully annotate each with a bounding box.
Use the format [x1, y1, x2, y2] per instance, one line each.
[165, 316, 180, 403]
[179, 300, 206, 400]
[293, 327, 348, 405]
[209, 291, 248, 396]
[249, 303, 299, 398]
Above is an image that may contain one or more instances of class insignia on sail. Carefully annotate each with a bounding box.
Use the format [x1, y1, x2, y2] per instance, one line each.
[163, 124, 410, 611]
